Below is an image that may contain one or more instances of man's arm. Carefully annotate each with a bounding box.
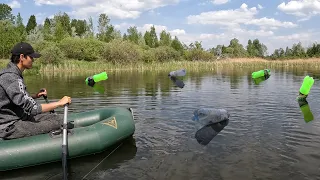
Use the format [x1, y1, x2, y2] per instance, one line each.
[41, 102, 62, 112]
[5, 79, 42, 116]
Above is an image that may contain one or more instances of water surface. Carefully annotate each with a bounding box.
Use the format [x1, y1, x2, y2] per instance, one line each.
[1, 66, 320, 180]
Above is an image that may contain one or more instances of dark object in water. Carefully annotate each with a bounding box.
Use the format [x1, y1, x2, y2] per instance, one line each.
[170, 76, 185, 88]
[86, 77, 95, 87]
[195, 119, 229, 146]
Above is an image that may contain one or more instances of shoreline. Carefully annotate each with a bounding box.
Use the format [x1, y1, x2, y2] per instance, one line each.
[1, 58, 320, 73]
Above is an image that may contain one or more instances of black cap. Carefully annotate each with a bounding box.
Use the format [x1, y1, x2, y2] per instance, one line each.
[11, 42, 41, 58]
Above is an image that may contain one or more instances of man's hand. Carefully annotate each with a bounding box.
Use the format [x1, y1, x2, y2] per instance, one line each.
[58, 96, 71, 107]
[34, 88, 47, 99]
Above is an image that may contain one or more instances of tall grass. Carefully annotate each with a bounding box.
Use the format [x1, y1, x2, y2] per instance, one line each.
[1, 58, 320, 75]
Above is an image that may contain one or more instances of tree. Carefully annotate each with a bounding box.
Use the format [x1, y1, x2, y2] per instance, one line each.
[123, 33, 128, 40]
[43, 18, 52, 40]
[144, 26, 159, 48]
[54, 12, 71, 35]
[70, 19, 87, 37]
[247, 40, 254, 57]
[171, 36, 183, 54]
[54, 20, 68, 42]
[292, 42, 306, 58]
[26, 26, 43, 43]
[228, 38, 247, 57]
[26, 15, 37, 34]
[0, 20, 21, 58]
[0, 3, 14, 22]
[97, 13, 110, 42]
[15, 13, 26, 41]
[127, 26, 139, 44]
[82, 16, 94, 38]
[104, 25, 120, 42]
[159, 30, 171, 46]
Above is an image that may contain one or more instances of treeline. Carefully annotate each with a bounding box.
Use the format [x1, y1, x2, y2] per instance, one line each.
[1, 3, 320, 65]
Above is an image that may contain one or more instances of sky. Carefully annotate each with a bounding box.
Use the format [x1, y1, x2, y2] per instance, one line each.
[3, 0, 320, 54]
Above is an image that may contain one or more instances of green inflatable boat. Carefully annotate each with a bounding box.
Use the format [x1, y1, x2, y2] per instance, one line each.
[0, 107, 135, 171]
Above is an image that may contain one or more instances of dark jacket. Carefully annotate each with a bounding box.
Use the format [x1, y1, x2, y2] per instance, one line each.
[0, 62, 42, 138]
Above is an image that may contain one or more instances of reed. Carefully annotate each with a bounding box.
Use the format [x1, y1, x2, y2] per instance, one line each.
[1, 58, 320, 74]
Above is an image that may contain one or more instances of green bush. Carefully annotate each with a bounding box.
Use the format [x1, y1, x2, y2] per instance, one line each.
[184, 49, 215, 61]
[38, 43, 65, 65]
[151, 46, 181, 62]
[142, 49, 156, 63]
[102, 39, 143, 64]
[31, 40, 57, 53]
[58, 37, 105, 61]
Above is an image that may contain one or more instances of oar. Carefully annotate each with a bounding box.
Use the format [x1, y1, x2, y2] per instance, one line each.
[62, 103, 69, 180]
[40, 89, 55, 114]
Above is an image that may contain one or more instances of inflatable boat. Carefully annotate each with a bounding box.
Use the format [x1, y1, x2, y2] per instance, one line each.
[0, 107, 135, 171]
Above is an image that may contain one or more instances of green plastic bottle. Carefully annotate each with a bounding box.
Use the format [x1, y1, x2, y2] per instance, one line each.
[252, 69, 270, 79]
[93, 72, 108, 82]
[299, 76, 314, 95]
[85, 72, 108, 86]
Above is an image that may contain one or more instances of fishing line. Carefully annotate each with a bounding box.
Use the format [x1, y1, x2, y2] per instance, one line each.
[81, 142, 123, 180]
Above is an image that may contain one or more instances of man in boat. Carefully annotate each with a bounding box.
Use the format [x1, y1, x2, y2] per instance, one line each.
[0, 42, 72, 140]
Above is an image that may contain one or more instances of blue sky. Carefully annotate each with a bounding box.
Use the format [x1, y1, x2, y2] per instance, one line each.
[3, 0, 320, 54]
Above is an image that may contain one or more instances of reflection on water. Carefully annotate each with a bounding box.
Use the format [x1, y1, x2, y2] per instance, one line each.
[253, 75, 270, 85]
[0, 137, 137, 180]
[297, 97, 314, 123]
[1, 66, 320, 180]
[195, 119, 229, 146]
[169, 76, 185, 89]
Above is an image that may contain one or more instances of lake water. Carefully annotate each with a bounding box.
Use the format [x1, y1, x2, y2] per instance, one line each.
[1, 66, 320, 180]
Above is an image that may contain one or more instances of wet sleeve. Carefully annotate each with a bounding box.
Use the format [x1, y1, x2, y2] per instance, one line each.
[5, 79, 42, 116]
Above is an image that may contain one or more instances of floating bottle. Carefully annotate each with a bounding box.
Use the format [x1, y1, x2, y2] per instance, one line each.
[85, 72, 108, 87]
[252, 69, 271, 79]
[168, 69, 186, 77]
[192, 108, 230, 126]
[299, 75, 314, 96]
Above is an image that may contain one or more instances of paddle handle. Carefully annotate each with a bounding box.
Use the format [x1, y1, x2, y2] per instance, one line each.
[40, 89, 55, 114]
[62, 104, 69, 180]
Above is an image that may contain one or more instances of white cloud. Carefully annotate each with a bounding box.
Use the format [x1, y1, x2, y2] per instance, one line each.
[114, 22, 135, 30]
[137, 24, 168, 34]
[258, 4, 263, 9]
[212, 0, 229, 5]
[277, 0, 320, 20]
[271, 33, 311, 41]
[34, 0, 180, 19]
[187, 3, 297, 29]
[8, 0, 21, 8]
[137, 24, 186, 37]
[245, 17, 297, 28]
[170, 29, 186, 36]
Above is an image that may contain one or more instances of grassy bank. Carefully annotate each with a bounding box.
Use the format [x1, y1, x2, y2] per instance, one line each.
[1, 58, 320, 74]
